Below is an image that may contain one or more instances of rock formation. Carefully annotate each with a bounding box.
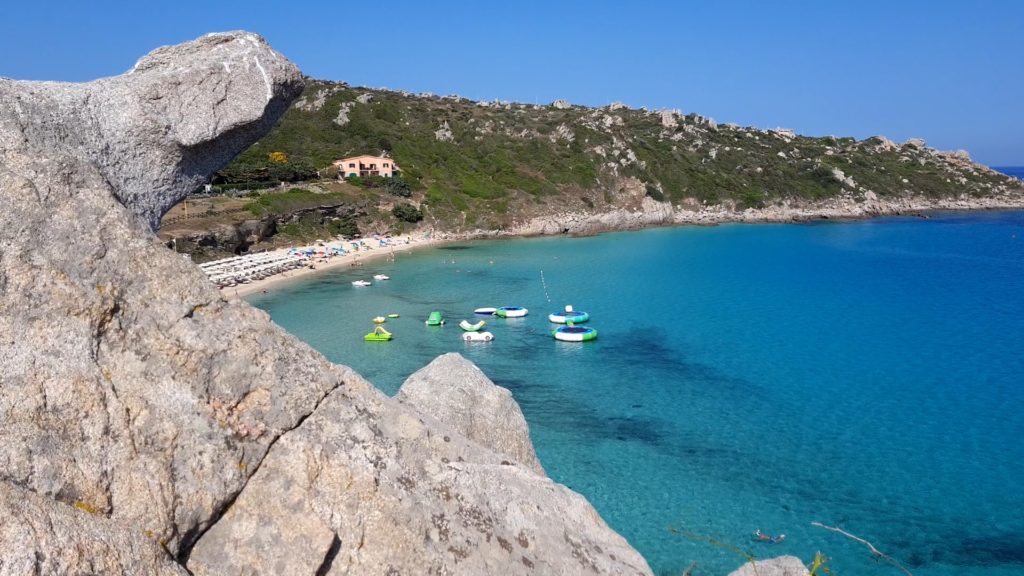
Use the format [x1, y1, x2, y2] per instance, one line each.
[0, 483, 189, 575]
[727, 556, 810, 576]
[0, 32, 652, 575]
[396, 353, 545, 475]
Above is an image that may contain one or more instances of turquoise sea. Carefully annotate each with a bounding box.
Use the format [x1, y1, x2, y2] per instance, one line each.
[248, 211, 1024, 575]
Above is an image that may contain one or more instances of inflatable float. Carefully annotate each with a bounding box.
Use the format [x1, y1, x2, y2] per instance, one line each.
[364, 326, 392, 342]
[462, 331, 494, 342]
[459, 319, 486, 332]
[495, 306, 528, 318]
[553, 325, 597, 342]
[548, 305, 589, 324]
[425, 311, 445, 326]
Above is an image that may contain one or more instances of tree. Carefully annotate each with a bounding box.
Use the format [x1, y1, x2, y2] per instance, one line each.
[268, 151, 288, 164]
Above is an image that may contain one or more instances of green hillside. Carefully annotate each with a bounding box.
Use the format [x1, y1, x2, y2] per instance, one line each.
[217, 79, 1020, 231]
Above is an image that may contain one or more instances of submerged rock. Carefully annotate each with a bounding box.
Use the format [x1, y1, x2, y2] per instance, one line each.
[0, 32, 651, 575]
[728, 556, 811, 576]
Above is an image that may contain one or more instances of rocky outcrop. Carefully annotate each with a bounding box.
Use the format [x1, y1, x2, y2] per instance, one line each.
[396, 353, 545, 475]
[1, 32, 302, 229]
[435, 119, 456, 143]
[0, 31, 315, 559]
[0, 483, 189, 575]
[189, 373, 648, 575]
[728, 556, 810, 576]
[500, 178, 1024, 238]
[0, 32, 651, 575]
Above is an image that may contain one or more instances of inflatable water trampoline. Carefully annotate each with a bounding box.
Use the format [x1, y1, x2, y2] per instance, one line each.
[552, 325, 597, 342]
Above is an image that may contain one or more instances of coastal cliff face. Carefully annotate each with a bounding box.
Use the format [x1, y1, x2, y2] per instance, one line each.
[0, 32, 652, 575]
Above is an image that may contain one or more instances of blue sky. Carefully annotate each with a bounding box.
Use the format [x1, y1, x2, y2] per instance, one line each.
[2, 1, 1021, 165]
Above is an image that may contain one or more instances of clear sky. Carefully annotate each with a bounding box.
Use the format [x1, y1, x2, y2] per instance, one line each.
[2, 1, 1021, 165]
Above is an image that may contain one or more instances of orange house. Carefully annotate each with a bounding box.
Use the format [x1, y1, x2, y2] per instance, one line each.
[332, 155, 401, 178]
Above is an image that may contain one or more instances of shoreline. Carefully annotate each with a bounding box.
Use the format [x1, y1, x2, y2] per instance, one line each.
[224, 199, 1024, 299]
[221, 234, 456, 299]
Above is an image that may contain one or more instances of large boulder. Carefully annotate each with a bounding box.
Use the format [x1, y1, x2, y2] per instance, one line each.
[0, 32, 652, 575]
[396, 353, 545, 475]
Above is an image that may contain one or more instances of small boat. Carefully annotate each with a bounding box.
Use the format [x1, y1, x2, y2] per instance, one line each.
[462, 331, 494, 342]
[425, 311, 445, 326]
[352, 280, 372, 287]
[386, 313, 400, 318]
[364, 326, 392, 341]
[372, 316, 386, 324]
[549, 305, 590, 324]
[474, 307, 497, 316]
[495, 306, 528, 318]
[553, 325, 597, 342]
[373, 274, 390, 280]
[459, 319, 486, 332]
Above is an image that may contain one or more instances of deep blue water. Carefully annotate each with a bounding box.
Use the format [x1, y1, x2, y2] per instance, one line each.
[994, 166, 1024, 179]
[248, 212, 1024, 575]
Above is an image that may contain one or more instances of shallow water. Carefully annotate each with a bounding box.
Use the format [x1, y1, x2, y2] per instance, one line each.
[249, 211, 1024, 575]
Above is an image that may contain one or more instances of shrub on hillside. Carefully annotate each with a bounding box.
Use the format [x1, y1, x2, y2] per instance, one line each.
[386, 176, 412, 197]
[391, 203, 423, 223]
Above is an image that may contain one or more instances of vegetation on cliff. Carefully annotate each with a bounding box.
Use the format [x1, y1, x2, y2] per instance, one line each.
[216, 79, 1021, 232]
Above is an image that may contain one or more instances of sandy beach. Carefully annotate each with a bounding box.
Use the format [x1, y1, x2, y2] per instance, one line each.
[220, 193, 1024, 300]
[221, 233, 455, 299]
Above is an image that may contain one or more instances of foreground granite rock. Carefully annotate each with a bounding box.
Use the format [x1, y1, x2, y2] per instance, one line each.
[397, 352, 546, 475]
[0, 32, 652, 574]
[728, 556, 811, 576]
[0, 483, 189, 576]
[189, 369, 648, 575]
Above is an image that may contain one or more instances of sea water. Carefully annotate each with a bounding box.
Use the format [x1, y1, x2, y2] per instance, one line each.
[248, 211, 1024, 575]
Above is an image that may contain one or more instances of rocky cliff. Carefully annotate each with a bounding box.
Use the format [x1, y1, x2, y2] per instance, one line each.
[0, 32, 652, 575]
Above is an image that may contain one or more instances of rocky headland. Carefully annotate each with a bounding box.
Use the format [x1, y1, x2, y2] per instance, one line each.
[0, 31, 678, 575]
[184, 77, 1024, 253]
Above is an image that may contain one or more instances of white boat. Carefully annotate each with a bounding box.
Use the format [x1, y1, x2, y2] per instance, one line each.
[474, 307, 497, 316]
[352, 280, 372, 287]
[373, 274, 390, 280]
[462, 331, 494, 342]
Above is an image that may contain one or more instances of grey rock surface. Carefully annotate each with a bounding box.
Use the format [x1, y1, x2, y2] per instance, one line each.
[0, 482, 188, 576]
[189, 380, 650, 575]
[1, 31, 652, 576]
[728, 556, 811, 576]
[0, 31, 302, 229]
[0, 31, 332, 558]
[397, 352, 545, 475]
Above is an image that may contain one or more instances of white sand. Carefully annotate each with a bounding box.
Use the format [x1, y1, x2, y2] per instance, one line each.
[221, 234, 453, 299]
